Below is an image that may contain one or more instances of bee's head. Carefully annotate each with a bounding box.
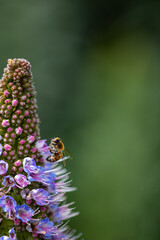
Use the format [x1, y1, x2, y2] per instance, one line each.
[52, 137, 61, 144]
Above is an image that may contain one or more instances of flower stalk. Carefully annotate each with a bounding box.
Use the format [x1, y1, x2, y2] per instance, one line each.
[0, 59, 80, 240]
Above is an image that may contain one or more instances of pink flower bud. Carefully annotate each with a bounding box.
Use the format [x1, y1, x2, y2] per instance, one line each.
[41, 207, 46, 212]
[4, 144, 11, 151]
[21, 95, 27, 100]
[11, 133, 16, 138]
[12, 114, 17, 119]
[12, 99, 18, 106]
[19, 146, 24, 151]
[4, 90, 9, 96]
[27, 135, 35, 143]
[33, 233, 38, 237]
[24, 110, 29, 116]
[26, 199, 32, 205]
[10, 150, 15, 156]
[5, 99, 11, 104]
[14, 219, 20, 225]
[24, 124, 29, 129]
[20, 102, 25, 106]
[2, 120, 10, 127]
[24, 149, 29, 154]
[31, 147, 37, 153]
[19, 167, 23, 172]
[7, 105, 11, 110]
[3, 151, 7, 157]
[32, 118, 37, 123]
[39, 158, 44, 163]
[16, 110, 21, 114]
[7, 127, 13, 132]
[19, 139, 25, 145]
[12, 166, 17, 171]
[14, 160, 21, 166]
[26, 119, 31, 123]
[16, 127, 23, 135]
[17, 120, 21, 125]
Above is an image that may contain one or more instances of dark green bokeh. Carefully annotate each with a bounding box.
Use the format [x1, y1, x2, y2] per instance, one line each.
[0, 1, 160, 239]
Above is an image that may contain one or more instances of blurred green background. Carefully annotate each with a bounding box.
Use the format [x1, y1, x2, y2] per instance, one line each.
[0, 1, 160, 239]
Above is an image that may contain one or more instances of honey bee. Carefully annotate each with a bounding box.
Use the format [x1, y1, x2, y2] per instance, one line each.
[46, 137, 72, 166]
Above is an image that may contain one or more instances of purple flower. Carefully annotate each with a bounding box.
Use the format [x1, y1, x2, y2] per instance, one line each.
[0, 228, 17, 240]
[9, 228, 17, 240]
[30, 188, 54, 206]
[35, 139, 50, 159]
[0, 59, 80, 239]
[34, 218, 56, 236]
[53, 202, 79, 223]
[15, 204, 39, 223]
[27, 166, 53, 185]
[0, 236, 9, 240]
[0, 160, 8, 175]
[15, 127, 23, 135]
[35, 139, 47, 149]
[14, 174, 30, 188]
[0, 196, 17, 219]
[2, 176, 15, 187]
[27, 135, 35, 143]
[2, 120, 10, 128]
[23, 158, 56, 186]
[23, 157, 39, 174]
[1, 175, 25, 192]
[1, 175, 16, 193]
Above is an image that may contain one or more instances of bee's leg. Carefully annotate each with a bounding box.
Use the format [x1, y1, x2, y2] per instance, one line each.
[63, 159, 66, 167]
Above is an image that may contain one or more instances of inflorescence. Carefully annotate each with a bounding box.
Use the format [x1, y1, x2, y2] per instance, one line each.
[0, 59, 80, 240]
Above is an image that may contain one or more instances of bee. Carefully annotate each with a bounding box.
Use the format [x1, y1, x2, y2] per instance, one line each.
[46, 137, 72, 166]
[50, 137, 65, 151]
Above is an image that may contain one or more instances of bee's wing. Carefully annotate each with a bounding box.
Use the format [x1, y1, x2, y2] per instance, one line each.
[63, 147, 72, 159]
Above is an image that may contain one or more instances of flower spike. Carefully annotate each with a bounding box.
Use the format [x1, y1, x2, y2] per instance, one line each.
[0, 59, 81, 240]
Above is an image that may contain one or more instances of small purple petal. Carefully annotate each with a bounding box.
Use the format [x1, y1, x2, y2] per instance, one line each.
[15, 204, 35, 222]
[31, 189, 50, 206]
[36, 218, 55, 235]
[0, 143, 3, 155]
[0, 237, 9, 240]
[0, 160, 8, 175]
[27, 135, 35, 143]
[35, 139, 47, 149]
[23, 157, 38, 174]
[35, 139, 50, 159]
[9, 228, 17, 240]
[0, 196, 17, 218]
[15, 174, 30, 188]
[2, 176, 15, 187]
